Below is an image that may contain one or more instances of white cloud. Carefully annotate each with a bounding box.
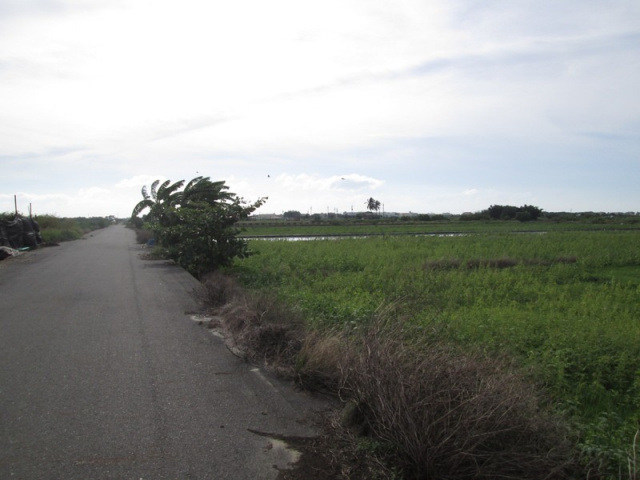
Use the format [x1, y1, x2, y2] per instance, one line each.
[77, 187, 109, 198]
[115, 175, 165, 189]
[276, 173, 382, 192]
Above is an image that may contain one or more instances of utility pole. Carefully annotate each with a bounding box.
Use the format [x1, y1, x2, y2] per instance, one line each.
[14, 195, 17, 215]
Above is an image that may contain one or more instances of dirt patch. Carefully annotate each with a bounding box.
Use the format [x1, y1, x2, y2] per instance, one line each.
[271, 411, 395, 480]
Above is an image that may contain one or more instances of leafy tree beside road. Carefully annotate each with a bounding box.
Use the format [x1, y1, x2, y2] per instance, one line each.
[132, 179, 184, 236]
[131, 176, 266, 278]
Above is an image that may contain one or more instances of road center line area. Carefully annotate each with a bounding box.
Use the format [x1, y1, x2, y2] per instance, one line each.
[0, 225, 329, 479]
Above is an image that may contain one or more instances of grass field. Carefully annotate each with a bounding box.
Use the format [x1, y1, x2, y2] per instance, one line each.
[238, 215, 640, 237]
[230, 228, 640, 475]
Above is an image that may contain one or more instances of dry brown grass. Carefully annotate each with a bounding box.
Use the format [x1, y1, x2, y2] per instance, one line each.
[134, 228, 153, 244]
[334, 319, 580, 479]
[295, 331, 345, 392]
[201, 272, 305, 372]
[200, 272, 583, 479]
[200, 271, 244, 307]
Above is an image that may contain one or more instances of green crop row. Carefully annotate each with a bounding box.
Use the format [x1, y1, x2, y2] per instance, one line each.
[230, 230, 640, 473]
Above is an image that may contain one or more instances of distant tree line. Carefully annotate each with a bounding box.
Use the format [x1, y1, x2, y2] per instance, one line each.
[461, 205, 544, 222]
[259, 207, 638, 225]
[283, 210, 302, 220]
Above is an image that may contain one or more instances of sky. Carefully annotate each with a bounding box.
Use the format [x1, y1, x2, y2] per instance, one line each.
[1, 0, 639, 218]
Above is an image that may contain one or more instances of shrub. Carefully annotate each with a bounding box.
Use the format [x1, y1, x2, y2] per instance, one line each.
[163, 204, 258, 278]
[33, 215, 112, 244]
[131, 177, 266, 278]
[200, 273, 304, 369]
[135, 229, 153, 245]
[129, 216, 144, 229]
[40, 228, 82, 243]
[200, 271, 244, 307]
[337, 319, 580, 479]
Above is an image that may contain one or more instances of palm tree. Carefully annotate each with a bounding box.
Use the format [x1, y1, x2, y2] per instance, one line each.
[366, 197, 381, 214]
[132, 176, 240, 222]
[131, 179, 185, 227]
[180, 176, 233, 209]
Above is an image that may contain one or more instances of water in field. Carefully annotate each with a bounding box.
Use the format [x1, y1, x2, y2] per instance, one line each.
[245, 232, 470, 241]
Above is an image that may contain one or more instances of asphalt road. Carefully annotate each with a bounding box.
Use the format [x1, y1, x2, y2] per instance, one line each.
[0, 225, 328, 479]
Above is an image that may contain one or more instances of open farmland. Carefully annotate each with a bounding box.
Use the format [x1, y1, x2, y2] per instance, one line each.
[230, 228, 640, 475]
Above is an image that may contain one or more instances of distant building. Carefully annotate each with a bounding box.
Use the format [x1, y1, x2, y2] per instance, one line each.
[250, 213, 283, 221]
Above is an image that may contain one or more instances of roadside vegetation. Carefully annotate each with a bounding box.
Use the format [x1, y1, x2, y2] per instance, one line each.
[129, 189, 639, 478]
[213, 229, 639, 479]
[36, 215, 115, 243]
[130, 177, 266, 278]
[0, 212, 115, 244]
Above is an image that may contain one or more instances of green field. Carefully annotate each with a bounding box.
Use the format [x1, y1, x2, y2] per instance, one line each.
[238, 215, 640, 237]
[230, 228, 640, 473]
